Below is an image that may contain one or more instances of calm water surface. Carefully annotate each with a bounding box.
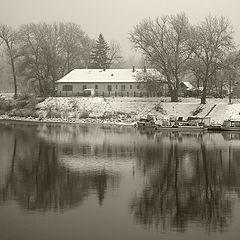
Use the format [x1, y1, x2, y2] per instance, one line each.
[0, 122, 240, 240]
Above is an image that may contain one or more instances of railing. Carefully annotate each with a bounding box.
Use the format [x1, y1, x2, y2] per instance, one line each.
[58, 91, 166, 97]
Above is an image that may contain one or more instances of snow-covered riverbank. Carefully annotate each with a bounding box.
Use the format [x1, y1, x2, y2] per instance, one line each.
[1, 96, 240, 126]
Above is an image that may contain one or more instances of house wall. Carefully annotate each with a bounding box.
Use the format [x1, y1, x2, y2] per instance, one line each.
[57, 82, 148, 97]
[179, 85, 188, 97]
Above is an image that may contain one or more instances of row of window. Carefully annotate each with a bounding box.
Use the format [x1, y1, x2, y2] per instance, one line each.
[62, 85, 73, 91]
[62, 84, 139, 91]
[88, 84, 134, 91]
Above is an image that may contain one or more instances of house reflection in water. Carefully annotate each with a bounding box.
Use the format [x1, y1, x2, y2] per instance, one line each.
[1, 123, 240, 235]
[0, 124, 120, 210]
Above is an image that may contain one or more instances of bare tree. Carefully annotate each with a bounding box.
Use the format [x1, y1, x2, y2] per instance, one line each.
[18, 23, 53, 95]
[108, 40, 124, 68]
[18, 22, 93, 96]
[0, 25, 19, 98]
[190, 16, 235, 104]
[59, 22, 94, 75]
[130, 13, 193, 102]
[221, 51, 240, 103]
[135, 69, 165, 96]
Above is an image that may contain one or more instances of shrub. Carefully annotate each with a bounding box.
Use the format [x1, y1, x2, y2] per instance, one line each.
[79, 109, 90, 118]
[102, 111, 114, 119]
[0, 98, 14, 112]
[9, 109, 38, 118]
[15, 100, 28, 109]
[100, 111, 134, 120]
[153, 102, 164, 113]
[115, 111, 133, 119]
[18, 93, 30, 101]
[36, 97, 46, 104]
[0, 109, 6, 115]
[26, 96, 38, 109]
[46, 109, 61, 118]
[69, 99, 78, 110]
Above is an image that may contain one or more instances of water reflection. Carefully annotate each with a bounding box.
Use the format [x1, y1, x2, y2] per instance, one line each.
[1, 122, 240, 237]
[0, 124, 120, 211]
[131, 132, 240, 232]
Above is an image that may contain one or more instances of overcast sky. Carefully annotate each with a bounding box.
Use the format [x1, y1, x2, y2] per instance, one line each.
[1, 0, 240, 58]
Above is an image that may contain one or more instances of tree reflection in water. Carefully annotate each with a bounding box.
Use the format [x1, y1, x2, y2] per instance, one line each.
[0, 124, 119, 211]
[1, 123, 240, 234]
[131, 134, 240, 232]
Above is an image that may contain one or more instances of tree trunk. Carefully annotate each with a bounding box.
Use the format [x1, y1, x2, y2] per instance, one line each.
[168, 83, 178, 102]
[201, 88, 207, 104]
[201, 76, 208, 104]
[220, 80, 223, 98]
[38, 78, 44, 96]
[67, 51, 70, 73]
[171, 89, 178, 102]
[10, 55, 17, 99]
[229, 78, 232, 104]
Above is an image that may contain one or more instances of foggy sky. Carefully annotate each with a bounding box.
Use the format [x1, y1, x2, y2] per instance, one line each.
[1, 0, 240, 58]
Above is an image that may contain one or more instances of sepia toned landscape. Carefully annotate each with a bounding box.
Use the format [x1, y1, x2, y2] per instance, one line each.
[1, 1, 240, 240]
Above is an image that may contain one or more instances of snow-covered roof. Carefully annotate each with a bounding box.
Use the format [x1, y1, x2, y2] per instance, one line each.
[57, 69, 144, 83]
[182, 81, 194, 89]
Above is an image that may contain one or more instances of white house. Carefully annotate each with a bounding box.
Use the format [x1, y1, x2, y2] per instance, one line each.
[56, 68, 193, 97]
[56, 68, 149, 97]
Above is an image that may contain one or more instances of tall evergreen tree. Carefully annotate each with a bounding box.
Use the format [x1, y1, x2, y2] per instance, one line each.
[89, 33, 110, 69]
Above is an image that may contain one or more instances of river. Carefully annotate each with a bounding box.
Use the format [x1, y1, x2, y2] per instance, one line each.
[0, 122, 240, 240]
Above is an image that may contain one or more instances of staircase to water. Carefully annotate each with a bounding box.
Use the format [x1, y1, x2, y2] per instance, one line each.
[204, 104, 217, 118]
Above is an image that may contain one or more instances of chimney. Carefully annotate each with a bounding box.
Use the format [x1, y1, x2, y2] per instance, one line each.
[143, 66, 147, 73]
[132, 66, 135, 72]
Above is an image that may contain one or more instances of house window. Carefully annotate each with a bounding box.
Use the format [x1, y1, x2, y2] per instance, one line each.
[108, 85, 112, 91]
[83, 85, 87, 90]
[62, 85, 73, 91]
[130, 85, 132, 89]
[116, 85, 118, 89]
[121, 85, 125, 91]
[137, 85, 140, 90]
[95, 85, 98, 90]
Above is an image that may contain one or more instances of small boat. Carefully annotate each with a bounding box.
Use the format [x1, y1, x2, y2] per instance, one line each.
[137, 114, 156, 129]
[207, 124, 223, 131]
[221, 119, 240, 131]
[155, 116, 206, 132]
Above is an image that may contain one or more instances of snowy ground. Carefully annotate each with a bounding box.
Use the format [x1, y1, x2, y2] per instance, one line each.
[35, 97, 240, 124]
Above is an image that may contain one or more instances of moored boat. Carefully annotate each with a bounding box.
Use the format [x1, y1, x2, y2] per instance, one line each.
[207, 124, 223, 131]
[137, 115, 210, 132]
[155, 125, 204, 132]
[137, 114, 156, 129]
[156, 116, 207, 132]
[221, 119, 240, 131]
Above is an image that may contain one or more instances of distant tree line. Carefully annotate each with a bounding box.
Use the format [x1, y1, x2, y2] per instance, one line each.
[0, 23, 124, 98]
[1, 14, 239, 103]
[130, 13, 240, 103]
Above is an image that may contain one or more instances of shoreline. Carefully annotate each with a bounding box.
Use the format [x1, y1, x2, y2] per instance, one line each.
[1, 96, 240, 129]
[0, 115, 136, 128]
